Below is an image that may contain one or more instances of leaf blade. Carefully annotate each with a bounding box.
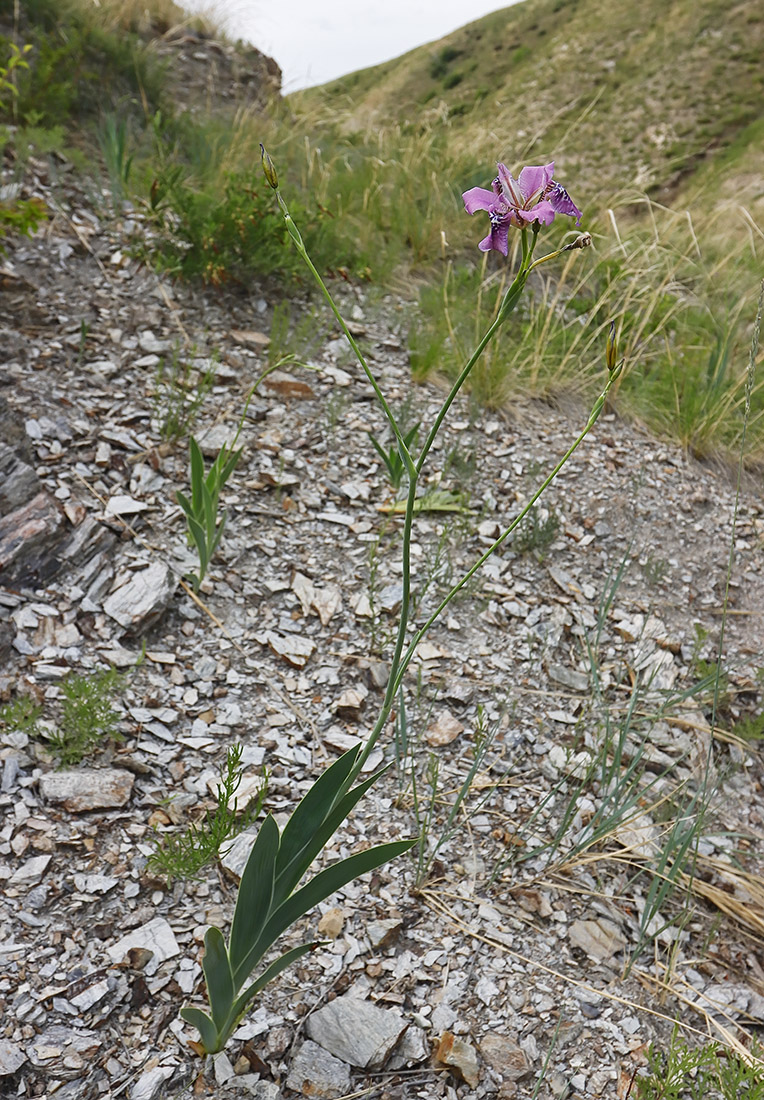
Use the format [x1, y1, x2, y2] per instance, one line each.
[228, 814, 280, 978]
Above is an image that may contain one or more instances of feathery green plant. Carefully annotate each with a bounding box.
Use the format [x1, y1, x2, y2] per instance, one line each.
[49, 667, 125, 767]
[636, 1034, 764, 1099]
[147, 745, 268, 883]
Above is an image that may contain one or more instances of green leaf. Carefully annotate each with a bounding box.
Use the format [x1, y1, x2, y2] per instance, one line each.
[190, 438, 205, 514]
[235, 838, 412, 990]
[274, 766, 387, 905]
[209, 510, 227, 558]
[275, 744, 360, 892]
[179, 1006, 220, 1053]
[176, 489, 193, 519]
[255, 839, 414, 974]
[219, 446, 243, 486]
[229, 941, 323, 1029]
[368, 432, 391, 469]
[202, 481, 216, 540]
[185, 513, 209, 574]
[228, 814, 279, 981]
[201, 926, 234, 1030]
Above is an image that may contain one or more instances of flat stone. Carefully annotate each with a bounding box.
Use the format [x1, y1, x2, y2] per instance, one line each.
[261, 369, 315, 399]
[333, 686, 367, 719]
[435, 1031, 480, 1088]
[0, 1039, 26, 1076]
[8, 854, 51, 887]
[129, 1064, 176, 1100]
[286, 1040, 351, 1098]
[266, 631, 315, 668]
[27, 1025, 101, 1069]
[569, 918, 627, 961]
[425, 708, 465, 747]
[547, 664, 590, 692]
[479, 1033, 531, 1081]
[312, 584, 342, 625]
[0, 443, 38, 515]
[305, 994, 407, 1068]
[220, 828, 259, 880]
[197, 423, 240, 457]
[0, 491, 63, 572]
[39, 768, 134, 811]
[107, 918, 180, 974]
[104, 495, 150, 517]
[103, 561, 176, 632]
[367, 918, 402, 949]
[72, 873, 120, 894]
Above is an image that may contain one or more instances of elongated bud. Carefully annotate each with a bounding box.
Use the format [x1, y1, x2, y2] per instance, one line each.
[562, 232, 592, 253]
[606, 321, 618, 373]
[260, 144, 278, 190]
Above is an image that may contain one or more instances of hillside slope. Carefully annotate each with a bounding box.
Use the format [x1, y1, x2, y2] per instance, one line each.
[296, 0, 764, 208]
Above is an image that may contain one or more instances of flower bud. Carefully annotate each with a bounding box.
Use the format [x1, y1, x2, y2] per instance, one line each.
[260, 144, 278, 190]
[606, 321, 618, 374]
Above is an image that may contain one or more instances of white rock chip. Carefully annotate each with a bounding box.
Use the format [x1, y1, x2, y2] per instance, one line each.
[8, 854, 51, 887]
[286, 1040, 351, 1098]
[0, 1039, 26, 1076]
[569, 917, 626, 961]
[129, 1064, 176, 1100]
[104, 561, 176, 632]
[39, 768, 134, 811]
[107, 917, 180, 974]
[305, 994, 407, 1068]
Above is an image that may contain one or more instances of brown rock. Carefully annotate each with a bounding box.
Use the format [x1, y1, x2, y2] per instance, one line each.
[425, 708, 465, 747]
[261, 369, 315, 399]
[479, 1033, 530, 1081]
[435, 1031, 480, 1088]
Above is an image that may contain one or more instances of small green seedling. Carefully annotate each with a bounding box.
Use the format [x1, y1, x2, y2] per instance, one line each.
[177, 436, 242, 591]
[369, 422, 420, 490]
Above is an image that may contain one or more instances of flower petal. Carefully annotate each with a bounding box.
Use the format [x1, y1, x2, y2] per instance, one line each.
[547, 182, 582, 224]
[478, 224, 509, 255]
[496, 163, 523, 208]
[463, 187, 498, 215]
[515, 200, 557, 226]
[517, 163, 555, 202]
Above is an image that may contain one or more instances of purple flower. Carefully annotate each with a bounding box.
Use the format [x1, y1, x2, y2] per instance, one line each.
[462, 162, 582, 255]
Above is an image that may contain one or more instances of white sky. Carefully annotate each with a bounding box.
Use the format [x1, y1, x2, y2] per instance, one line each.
[183, 0, 518, 92]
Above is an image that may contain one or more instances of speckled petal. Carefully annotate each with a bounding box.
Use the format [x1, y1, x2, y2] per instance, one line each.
[547, 182, 582, 224]
[478, 223, 509, 255]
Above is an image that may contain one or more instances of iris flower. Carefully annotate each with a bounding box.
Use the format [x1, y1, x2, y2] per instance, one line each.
[463, 162, 582, 255]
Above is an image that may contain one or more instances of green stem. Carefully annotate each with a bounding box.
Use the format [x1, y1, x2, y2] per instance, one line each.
[275, 191, 410, 465]
[391, 378, 615, 703]
[416, 229, 537, 475]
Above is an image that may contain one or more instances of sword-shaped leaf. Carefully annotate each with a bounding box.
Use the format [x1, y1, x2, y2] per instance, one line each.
[201, 926, 234, 1031]
[179, 1006, 219, 1054]
[190, 438, 205, 514]
[232, 839, 413, 987]
[273, 765, 388, 905]
[228, 814, 279, 979]
[275, 744, 360, 893]
[230, 940, 323, 1029]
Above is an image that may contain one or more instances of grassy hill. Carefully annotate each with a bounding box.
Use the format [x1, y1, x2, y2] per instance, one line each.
[298, 0, 764, 211]
[2, 0, 763, 461]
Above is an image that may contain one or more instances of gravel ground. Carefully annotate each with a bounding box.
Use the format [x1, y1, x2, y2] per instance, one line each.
[1, 155, 764, 1100]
